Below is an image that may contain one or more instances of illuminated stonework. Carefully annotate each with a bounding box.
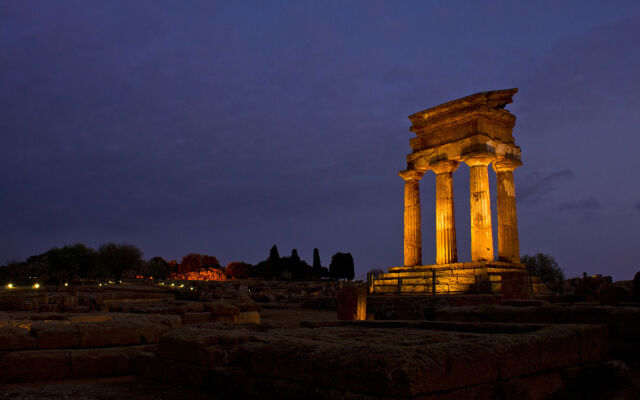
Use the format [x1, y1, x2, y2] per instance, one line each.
[373, 89, 525, 295]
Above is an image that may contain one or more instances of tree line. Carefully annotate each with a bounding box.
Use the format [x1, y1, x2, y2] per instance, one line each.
[0, 243, 355, 285]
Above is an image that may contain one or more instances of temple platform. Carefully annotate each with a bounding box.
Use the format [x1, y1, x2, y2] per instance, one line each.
[370, 261, 527, 295]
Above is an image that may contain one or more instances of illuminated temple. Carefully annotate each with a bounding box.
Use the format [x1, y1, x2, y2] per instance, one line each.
[371, 89, 526, 294]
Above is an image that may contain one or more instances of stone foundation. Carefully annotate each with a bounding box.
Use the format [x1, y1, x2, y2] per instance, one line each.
[144, 320, 618, 399]
[370, 261, 525, 295]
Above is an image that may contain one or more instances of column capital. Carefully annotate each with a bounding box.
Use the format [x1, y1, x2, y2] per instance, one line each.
[464, 155, 494, 168]
[429, 160, 459, 175]
[492, 159, 522, 173]
[399, 169, 424, 182]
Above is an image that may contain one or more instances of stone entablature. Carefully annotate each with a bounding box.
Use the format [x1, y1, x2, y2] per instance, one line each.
[408, 88, 518, 150]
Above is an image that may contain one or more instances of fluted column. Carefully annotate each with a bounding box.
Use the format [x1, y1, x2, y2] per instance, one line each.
[399, 169, 424, 267]
[493, 160, 521, 263]
[466, 156, 494, 262]
[430, 160, 459, 264]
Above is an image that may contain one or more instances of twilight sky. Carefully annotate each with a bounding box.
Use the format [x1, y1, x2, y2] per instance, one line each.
[2, 1, 640, 280]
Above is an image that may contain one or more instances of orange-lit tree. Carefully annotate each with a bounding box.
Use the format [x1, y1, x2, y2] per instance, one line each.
[169, 253, 225, 281]
[178, 254, 220, 274]
[226, 262, 251, 279]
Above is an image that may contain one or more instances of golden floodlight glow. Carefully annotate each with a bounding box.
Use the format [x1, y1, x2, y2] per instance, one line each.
[179, 284, 184, 288]
[170, 283, 175, 287]
[190, 287, 194, 291]
[33, 283, 40, 289]
[64, 283, 68, 287]
[7, 283, 13, 289]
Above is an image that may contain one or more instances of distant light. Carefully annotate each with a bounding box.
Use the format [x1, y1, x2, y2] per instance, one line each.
[170, 283, 175, 287]
[7, 283, 13, 289]
[99, 283, 102, 286]
[64, 283, 68, 287]
[108, 281, 114, 284]
[118, 280, 122, 283]
[190, 287, 194, 291]
[179, 284, 184, 288]
[33, 283, 40, 289]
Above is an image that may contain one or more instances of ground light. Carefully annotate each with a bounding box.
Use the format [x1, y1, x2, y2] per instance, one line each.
[33, 283, 40, 289]
[6, 283, 13, 289]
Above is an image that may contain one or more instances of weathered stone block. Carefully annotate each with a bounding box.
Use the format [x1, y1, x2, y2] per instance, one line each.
[70, 345, 153, 378]
[0, 326, 36, 350]
[501, 271, 531, 300]
[237, 311, 260, 324]
[31, 322, 79, 349]
[38, 304, 61, 313]
[76, 320, 141, 347]
[0, 349, 71, 383]
[186, 301, 205, 312]
[136, 321, 170, 344]
[537, 326, 581, 369]
[204, 302, 240, 316]
[182, 312, 216, 324]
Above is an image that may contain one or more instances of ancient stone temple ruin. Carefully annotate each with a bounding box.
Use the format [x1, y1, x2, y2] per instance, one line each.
[371, 89, 526, 294]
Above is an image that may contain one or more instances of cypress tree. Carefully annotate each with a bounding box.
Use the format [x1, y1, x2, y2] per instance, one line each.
[291, 249, 300, 263]
[312, 248, 321, 271]
[269, 245, 280, 262]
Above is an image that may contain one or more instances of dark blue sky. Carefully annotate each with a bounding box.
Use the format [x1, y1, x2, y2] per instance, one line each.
[2, 1, 640, 280]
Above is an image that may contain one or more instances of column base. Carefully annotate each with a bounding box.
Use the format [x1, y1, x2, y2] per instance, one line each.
[370, 261, 526, 295]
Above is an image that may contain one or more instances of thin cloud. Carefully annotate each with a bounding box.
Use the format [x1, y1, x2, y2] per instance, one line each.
[556, 197, 601, 211]
[518, 169, 574, 205]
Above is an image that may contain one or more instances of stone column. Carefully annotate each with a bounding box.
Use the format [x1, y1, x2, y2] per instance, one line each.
[493, 160, 521, 263]
[430, 160, 459, 264]
[466, 156, 494, 262]
[399, 169, 424, 267]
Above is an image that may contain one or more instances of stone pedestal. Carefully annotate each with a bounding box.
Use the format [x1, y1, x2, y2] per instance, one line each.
[370, 261, 526, 295]
[431, 160, 459, 265]
[466, 157, 494, 262]
[494, 161, 521, 263]
[500, 271, 531, 300]
[399, 170, 424, 267]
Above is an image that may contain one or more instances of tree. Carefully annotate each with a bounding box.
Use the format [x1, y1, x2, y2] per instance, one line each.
[226, 262, 252, 279]
[0, 260, 32, 285]
[178, 254, 220, 274]
[312, 248, 322, 272]
[329, 252, 355, 281]
[96, 243, 143, 281]
[291, 249, 300, 263]
[46, 243, 97, 284]
[144, 256, 170, 279]
[269, 245, 280, 262]
[522, 253, 564, 291]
